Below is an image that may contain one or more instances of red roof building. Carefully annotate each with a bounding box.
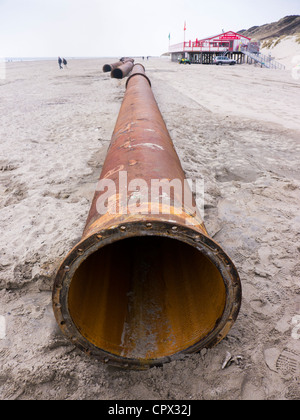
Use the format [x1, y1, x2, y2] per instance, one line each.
[169, 31, 260, 64]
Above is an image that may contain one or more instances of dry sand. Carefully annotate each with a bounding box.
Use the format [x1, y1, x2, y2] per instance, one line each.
[0, 57, 300, 400]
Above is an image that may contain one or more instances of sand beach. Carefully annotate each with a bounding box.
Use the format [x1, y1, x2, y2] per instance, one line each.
[0, 57, 300, 400]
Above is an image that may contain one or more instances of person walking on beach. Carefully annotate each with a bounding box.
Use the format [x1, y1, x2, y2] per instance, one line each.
[62, 58, 68, 68]
[58, 57, 63, 69]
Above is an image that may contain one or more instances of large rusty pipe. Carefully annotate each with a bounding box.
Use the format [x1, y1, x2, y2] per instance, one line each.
[103, 58, 134, 73]
[53, 64, 241, 370]
[103, 61, 123, 73]
[111, 60, 134, 79]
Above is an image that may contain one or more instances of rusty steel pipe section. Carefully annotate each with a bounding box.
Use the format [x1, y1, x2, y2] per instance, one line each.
[111, 60, 134, 79]
[53, 63, 242, 370]
[103, 61, 123, 73]
[103, 58, 134, 73]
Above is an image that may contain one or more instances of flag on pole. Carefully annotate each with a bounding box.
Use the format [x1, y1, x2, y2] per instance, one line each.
[184, 21, 187, 31]
[168, 33, 171, 40]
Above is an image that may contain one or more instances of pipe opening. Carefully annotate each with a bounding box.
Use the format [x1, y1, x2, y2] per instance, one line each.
[103, 64, 112, 72]
[111, 68, 123, 79]
[68, 236, 226, 361]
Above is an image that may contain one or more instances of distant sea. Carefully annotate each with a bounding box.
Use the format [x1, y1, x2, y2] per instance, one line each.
[5, 57, 108, 62]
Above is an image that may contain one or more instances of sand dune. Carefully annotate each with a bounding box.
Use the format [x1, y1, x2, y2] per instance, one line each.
[261, 35, 300, 70]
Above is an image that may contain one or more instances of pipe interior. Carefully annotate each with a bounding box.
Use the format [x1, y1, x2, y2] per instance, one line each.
[103, 64, 112, 72]
[111, 68, 123, 79]
[68, 236, 226, 360]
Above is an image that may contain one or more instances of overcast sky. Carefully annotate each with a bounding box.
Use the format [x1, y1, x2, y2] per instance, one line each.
[0, 0, 299, 57]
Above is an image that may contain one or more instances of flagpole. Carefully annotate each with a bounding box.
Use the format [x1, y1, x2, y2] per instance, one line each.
[183, 21, 186, 54]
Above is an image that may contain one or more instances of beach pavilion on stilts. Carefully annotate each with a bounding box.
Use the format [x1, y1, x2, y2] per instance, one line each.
[169, 30, 260, 64]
